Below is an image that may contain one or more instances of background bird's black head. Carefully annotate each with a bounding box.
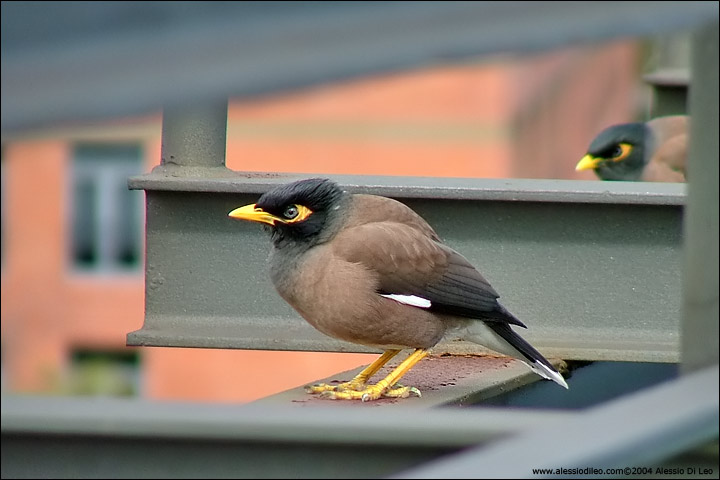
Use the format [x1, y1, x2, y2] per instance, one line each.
[256, 178, 345, 246]
[587, 122, 650, 181]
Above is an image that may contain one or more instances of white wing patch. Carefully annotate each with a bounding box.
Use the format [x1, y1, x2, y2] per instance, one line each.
[381, 294, 432, 309]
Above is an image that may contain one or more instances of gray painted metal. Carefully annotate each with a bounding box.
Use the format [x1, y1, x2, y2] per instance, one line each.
[127, 175, 685, 362]
[160, 103, 228, 168]
[682, 24, 720, 373]
[0, 395, 571, 479]
[643, 32, 691, 117]
[2, 1, 718, 139]
[394, 364, 720, 479]
[129, 170, 686, 204]
[2, 367, 715, 479]
[0, 395, 569, 446]
[643, 69, 689, 117]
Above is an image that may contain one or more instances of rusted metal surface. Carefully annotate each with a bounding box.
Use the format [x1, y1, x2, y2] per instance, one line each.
[255, 354, 568, 408]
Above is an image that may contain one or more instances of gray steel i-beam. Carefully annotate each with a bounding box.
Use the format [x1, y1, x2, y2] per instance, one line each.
[127, 170, 685, 363]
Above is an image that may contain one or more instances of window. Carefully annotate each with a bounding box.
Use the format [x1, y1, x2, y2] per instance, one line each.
[65, 349, 141, 397]
[71, 144, 143, 272]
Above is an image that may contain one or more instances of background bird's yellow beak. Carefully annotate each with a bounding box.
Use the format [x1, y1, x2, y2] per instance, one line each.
[575, 154, 601, 172]
[228, 204, 278, 226]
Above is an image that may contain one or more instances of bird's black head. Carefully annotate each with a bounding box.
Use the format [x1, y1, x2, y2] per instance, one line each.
[228, 178, 346, 247]
[576, 122, 651, 181]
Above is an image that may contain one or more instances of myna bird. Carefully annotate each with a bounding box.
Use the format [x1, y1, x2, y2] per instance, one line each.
[576, 115, 688, 182]
[229, 178, 568, 401]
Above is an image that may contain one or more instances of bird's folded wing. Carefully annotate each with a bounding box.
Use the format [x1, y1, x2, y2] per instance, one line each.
[652, 134, 687, 173]
[646, 115, 688, 181]
[331, 222, 524, 326]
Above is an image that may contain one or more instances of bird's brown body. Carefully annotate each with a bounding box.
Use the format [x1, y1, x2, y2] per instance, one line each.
[230, 178, 568, 400]
[640, 116, 687, 182]
[272, 194, 451, 350]
[577, 115, 688, 182]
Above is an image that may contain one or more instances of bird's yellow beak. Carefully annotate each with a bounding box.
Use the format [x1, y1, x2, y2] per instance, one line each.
[228, 204, 278, 226]
[575, 154, 601, 172]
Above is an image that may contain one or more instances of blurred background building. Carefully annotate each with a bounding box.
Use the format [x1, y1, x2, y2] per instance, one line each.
[1, 37, 658, 402]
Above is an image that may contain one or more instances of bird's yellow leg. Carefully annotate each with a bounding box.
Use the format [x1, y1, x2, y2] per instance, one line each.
[305, 349, 401, 394]
[320, 349, 429, 401]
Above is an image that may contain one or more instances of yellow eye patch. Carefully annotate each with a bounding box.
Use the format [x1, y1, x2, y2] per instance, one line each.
[611, 143, 632, 162]
[282, 204, 313, 223]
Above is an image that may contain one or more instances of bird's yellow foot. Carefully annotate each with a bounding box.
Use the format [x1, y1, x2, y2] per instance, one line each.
[305, 349, 428, 401]
[313, 383, 421, 401]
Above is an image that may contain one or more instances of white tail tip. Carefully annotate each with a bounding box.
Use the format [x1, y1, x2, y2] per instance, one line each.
[526, 360, 569, 389]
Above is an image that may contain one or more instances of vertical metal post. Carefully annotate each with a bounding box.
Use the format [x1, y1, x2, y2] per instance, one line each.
[643, 33, 691, 117]
[160, 103, 229, 169]
[643, 72, 689, 117]
[134, 101, 230, 346]
[682, 22, 719, 373]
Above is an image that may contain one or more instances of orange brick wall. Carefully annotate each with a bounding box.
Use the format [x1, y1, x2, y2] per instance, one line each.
[225, 62, 515, 178]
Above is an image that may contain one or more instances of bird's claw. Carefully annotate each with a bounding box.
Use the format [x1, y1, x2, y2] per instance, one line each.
[305, 383, 328, 394]
[382, 385, 422, 399]
[406, 387, 422, 398]
[308, 382, 422, 401]
[305, 380, 366, 394]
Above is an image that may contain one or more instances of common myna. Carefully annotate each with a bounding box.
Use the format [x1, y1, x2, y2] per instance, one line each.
[229, 178, 568, 401]
[576, 115, 688, 182]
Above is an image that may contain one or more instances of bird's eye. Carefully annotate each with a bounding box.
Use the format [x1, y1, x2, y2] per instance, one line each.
[610, 145, 624, 158]
[608, 143, 632, 162]
[283, 205, 300, 219]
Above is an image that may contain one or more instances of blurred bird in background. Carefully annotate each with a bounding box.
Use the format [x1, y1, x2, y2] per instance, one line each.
[576, 115, 688, 182]
[229, 178, 568, 401]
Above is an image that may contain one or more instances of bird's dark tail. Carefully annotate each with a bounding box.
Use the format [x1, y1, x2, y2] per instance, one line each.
[485, 322, 568, 388]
